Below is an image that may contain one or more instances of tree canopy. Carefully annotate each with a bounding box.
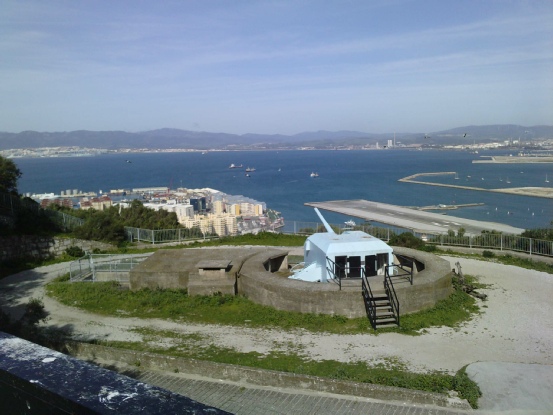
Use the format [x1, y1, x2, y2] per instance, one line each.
[0, 155, 22, 195]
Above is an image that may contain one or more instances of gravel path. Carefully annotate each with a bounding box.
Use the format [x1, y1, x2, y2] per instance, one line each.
[1, 254, 552, 375]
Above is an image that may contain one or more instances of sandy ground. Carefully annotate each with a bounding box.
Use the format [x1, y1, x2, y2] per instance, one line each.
[1, 254, 552, 375]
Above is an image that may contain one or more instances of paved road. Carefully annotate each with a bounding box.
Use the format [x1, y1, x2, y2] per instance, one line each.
[132, 370, 469, 415]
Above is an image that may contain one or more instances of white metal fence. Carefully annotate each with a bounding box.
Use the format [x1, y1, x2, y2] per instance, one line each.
[69, 253, 151, 282]
[124, 221, 553, 258]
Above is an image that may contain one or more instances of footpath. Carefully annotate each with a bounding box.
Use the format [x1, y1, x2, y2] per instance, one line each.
[2, 251, 553, 413]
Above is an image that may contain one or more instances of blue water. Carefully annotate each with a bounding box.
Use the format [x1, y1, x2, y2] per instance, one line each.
[14, 150, 553, 230]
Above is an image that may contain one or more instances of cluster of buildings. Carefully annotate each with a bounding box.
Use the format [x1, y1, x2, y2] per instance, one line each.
[35, 186, 283, 237]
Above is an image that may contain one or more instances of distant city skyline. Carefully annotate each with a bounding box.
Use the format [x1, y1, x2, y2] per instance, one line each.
[1, 1, 552, 135]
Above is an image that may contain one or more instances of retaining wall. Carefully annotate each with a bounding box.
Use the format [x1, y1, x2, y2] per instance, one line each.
[65, 341, 469, 409]
[0, 235, 114, 262]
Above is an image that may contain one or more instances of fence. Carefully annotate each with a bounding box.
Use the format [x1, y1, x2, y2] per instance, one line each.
[124, 227, 217, 245]
[0, 192, 84, 232]
[69, 253, 151, 282]
[125, 221, 553, 258]
[2, 189, 551, 259]
[415, 232, 553, 257]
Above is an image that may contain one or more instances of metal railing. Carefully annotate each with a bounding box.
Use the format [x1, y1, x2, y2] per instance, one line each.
[43, 209, 84, 231]
[124, 227, 217, 245]
[325, 257, 368, 290]
[0, 192, 84, 231]
[361, 272, 377, 328]
[325, 257, 342, 289]
[69, 253, 151, 282]
[388, 254, 414, 285]
[384, 267, 400, 327]
[124, 221, 553, 259]
[417, 232, 553, 257]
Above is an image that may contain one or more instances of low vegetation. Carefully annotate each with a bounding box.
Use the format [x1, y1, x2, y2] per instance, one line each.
[99, 333, 479, 405]
[521, 225, 553, 242]
[184, 231, 307, 247]
[441, 249, 553, 274]
[46, 272, 480, 335]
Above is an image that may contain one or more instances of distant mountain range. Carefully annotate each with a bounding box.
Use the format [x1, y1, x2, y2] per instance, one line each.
[0, 125, 551, 150]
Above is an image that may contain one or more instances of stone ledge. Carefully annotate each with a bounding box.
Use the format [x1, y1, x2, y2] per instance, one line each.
[66, 341, 471, 410]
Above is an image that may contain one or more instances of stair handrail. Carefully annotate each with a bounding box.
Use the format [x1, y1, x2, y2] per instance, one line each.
[361, 270, 377, 329]
[391, 254, 414, 285]
[384, 265, 400, 326]
[325, 257, 343, 290]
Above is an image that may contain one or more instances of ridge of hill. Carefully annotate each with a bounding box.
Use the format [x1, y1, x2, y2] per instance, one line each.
[0, 125, 551, 150]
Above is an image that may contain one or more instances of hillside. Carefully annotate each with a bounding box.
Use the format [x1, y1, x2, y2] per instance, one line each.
[0, 125, 551, 150]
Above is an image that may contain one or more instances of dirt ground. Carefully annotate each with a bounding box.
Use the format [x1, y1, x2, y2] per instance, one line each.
[1, 253, 552, 375]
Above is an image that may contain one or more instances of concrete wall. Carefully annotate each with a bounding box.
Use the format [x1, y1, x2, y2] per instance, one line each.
[0, 235, 114, 262]
[66, 341, 467, 409]
[239, 249, 367, 318]
[392, 247, 454, 314]
[238, 247, 453, 317]
[0, 332, 227, 414]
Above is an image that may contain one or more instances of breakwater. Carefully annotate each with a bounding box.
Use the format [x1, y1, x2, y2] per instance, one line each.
[473, 156, 553, 163]
[399, 172, 553, 199]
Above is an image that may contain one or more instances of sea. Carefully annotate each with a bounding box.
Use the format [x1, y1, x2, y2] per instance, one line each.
[14, 149, 553, 231]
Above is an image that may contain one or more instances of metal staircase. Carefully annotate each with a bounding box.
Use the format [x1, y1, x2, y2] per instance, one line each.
[362, 268, 400, 329]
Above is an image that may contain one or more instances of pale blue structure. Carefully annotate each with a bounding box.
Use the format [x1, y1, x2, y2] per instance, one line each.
[290, 209, 394, 282]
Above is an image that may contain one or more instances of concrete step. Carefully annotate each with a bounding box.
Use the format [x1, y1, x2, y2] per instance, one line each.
[374, 316, 398, 324]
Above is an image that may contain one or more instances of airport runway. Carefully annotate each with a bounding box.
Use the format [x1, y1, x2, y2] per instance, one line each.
[305, 199, 525, 235]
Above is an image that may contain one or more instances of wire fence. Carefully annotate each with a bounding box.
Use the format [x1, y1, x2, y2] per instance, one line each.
[125, 221, 553, 258]
[0, 192, 84, 231]
[69, 253, 151, 282]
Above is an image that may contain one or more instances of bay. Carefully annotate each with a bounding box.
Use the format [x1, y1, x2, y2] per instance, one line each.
[14, 149, 553, 231]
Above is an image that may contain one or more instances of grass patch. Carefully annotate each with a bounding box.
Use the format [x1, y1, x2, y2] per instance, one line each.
[46, 274, 480, 335]
[438, 248, 553, 274]
[493, 254, 553, 273]
[453, 366, 482, 409]
[182, 232, 308, 248]
[46, 280, 372, 333]
[97, 337, 460, 396]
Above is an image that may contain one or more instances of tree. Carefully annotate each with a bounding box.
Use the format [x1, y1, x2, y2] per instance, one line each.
[0, 155, 22, 195]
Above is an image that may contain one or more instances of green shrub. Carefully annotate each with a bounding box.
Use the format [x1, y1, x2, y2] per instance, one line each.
[482, 250, 495, 258]
[453, 366, 481, 408]
[65, 246, 85, 258]
[389, 232, 425, 250]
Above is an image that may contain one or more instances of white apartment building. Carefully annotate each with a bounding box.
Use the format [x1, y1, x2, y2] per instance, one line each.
[142, 202, 194, 224]
[239, 202, 264, 216]
[180, 212, 237, 237]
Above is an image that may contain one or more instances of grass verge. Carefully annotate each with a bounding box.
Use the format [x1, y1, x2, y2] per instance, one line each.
[93, 328, 479, 407]
[438, 248, 553, 274]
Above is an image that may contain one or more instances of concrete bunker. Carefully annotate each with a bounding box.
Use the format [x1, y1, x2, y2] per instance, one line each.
[128, 211, 452, 325]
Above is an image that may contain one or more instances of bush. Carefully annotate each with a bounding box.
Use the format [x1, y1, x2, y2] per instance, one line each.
[389, 232, 425, 249]
[65, 246, 85, 258]
[482, 250, 495, 258]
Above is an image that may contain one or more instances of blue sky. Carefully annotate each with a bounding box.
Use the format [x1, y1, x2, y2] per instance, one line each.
[1, 0, 552, 135]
